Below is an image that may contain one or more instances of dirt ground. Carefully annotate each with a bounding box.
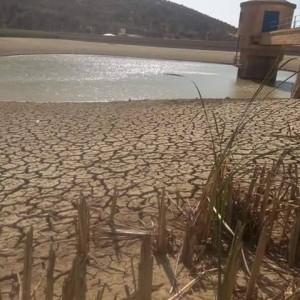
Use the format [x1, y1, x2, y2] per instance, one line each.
[0, 99, 299, 299]
[0, 37, 299, 71]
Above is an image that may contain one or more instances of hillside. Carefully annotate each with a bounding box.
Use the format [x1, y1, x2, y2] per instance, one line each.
[0, 0, 237, 41]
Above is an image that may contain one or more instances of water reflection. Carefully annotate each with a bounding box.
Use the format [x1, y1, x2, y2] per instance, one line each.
[275, 81, 295, 92]
[0, 54, 296, 102]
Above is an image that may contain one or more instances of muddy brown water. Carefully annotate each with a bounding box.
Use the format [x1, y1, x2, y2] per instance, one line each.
[0, 54, 296, 102]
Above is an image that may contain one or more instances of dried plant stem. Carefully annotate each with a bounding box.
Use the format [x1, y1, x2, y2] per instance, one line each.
[225, 176, 233, 227]
[245, 221, 272, 299]
[256, 157, 284, 237]
[109, 185, 119, 224]
[288, 207, 300, 267]
[286, 287, 300, 300]
[124, 284, 131, 298]
[31, 268, 46, 299]
[22, 226, 33, 300]
[282, 206, 292, 239]
[95, 286, 105, 300]
[221, 222, 244, 300]
[45, 247, 56, 300]
[137, 235, 153, 300]
[210, 199, 251, 275]
[253, 165, 266, 212]
[17, 272, 22, 299]
[168, 269, 217, 300]
[181, 224, 196, 267]
[61, 198, 90, 300]
[246, 156, 285, 299]
[131, 258, 137, 293]
[168, 277, 200, 300]
[76, 198, 90, 257]
[74, 257, 87, 300]
[75, 198, 90, 300]
[62, 258, 76, 300]
[157, 188, 167, 254]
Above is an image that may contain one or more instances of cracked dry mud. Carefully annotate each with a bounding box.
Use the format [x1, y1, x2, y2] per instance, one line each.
[0, 99, 299, 299]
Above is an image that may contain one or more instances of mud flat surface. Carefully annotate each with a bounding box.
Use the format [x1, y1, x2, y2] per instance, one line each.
[0, 99, 299, 298]
[1, 38, 300, 71]
[0, 37, 237, 65]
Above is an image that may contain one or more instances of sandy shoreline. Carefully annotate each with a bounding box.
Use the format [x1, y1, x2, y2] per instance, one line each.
[1, 37, 300, 71]
[0, 37, 235, 64]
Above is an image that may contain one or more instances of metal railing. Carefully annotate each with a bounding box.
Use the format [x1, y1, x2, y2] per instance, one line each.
[292, 15, 300, 28]
[266, 15, 300, 31]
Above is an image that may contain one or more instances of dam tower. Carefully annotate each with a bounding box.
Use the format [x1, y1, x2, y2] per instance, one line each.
[237, 0, 296, 83]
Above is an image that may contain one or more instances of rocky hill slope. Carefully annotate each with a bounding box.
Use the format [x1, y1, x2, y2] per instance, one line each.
[0, 0, 236, 40]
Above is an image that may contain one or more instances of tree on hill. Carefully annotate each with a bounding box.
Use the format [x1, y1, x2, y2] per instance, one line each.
[0, 0, 237, 40]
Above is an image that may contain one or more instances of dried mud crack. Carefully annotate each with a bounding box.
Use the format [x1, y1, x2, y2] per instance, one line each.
[0, 99, 299, 299]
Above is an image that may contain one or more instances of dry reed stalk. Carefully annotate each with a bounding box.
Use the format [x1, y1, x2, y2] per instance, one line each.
[288, 207, 300, 267]
[225, 176, 233, 227]
[258, 170, 273, 233]
[168, 268, 217, 300]
[181, 155, 231, 266]
[294, 164, 299, 198]
[245, 165, 259, 205]
[168, 277, 200, 300]
[131, 258, 137, 293]
[22, 226, 33, 300]
[245, 224, 269, 300]
[17, 272, 22, 299]
[124, 284, 131, 298]
[220, 222, 244, 300]
[253, 165, 266, 212]
[93, 225, 153, 299]
[286, 287, 300, 300]
[107, 187, 122, 260]
[62, 198, 90, 300]
[290, 164, 299, 200]
[258, 158, 284, 233]
[181, 167, 220, 266]
[75, 198, 90, 299]
[156, 188, 167, 254]
[282, 205, 292, 239]
[109, 185, 119, 224]
[74, 257, 87, 300]
[137, 235, 153, 300]
[246, 156, 287, 299]
[45, 247, 56, 300]
[181, 224, 196, 267]
[209, 199, 251, 275]
[95, 286, 105, 300]
[61, 260, 76, 300]
[245, 175, 281, 300]
[76, 198, 90, 257]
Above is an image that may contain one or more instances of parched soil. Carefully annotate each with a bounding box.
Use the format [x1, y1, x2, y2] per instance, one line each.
[0, 99, 299, 299]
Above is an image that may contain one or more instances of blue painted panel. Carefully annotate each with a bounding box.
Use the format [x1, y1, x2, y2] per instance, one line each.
[262, 11, 280, 32]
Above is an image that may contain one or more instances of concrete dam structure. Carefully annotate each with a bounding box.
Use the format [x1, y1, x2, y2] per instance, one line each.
[237, 0, 297, 83]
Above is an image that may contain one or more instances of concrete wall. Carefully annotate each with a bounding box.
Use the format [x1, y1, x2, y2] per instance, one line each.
[237, 1, 296, 82]
[260, 28, 300, 45]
